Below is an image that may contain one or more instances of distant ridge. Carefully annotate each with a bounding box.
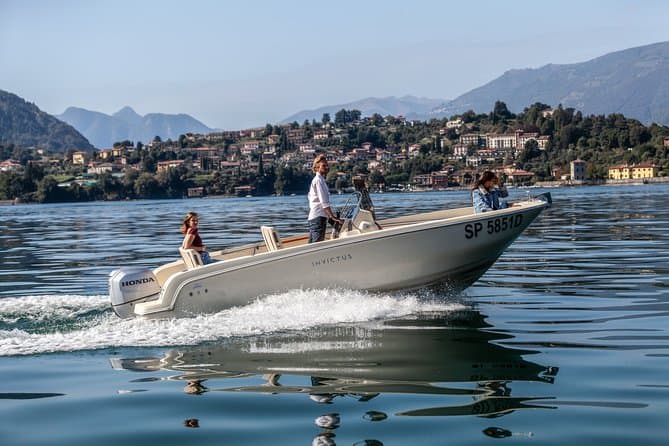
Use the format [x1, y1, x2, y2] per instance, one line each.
[279, 41, 669, 127]
[0, 89, 94, 152]
[427, 41, 669, 125]
[281, 95, 445, 124]
[57, 106, 215, 149]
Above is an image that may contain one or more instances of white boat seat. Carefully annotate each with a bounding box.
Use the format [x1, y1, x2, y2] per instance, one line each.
[179, 248, 203, 269]
[260, 226, 282, 252]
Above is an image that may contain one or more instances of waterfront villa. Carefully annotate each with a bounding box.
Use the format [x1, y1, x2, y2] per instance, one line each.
[608, 162, 659, 180]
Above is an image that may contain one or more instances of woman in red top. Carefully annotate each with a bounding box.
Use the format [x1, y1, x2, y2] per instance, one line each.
[180, 211, 215, 264]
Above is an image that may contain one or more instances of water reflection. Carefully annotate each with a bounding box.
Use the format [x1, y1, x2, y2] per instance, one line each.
[112, 311, 558, 423]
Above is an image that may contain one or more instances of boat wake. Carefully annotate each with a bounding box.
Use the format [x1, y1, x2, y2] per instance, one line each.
[0, 289, 466, 356]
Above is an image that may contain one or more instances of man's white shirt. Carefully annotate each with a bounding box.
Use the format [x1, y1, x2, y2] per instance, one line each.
[308, 173, 331, 220]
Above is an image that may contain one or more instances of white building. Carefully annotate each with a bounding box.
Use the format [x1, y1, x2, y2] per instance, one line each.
[446, 118, 463, 129]
[486, 133, 516, 150]
[571, 159, 586, 182]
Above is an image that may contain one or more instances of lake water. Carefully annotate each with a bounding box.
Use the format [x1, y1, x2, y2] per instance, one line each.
[1, 185, 668, 445]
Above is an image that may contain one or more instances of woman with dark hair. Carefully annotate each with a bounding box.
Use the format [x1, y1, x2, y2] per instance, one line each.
[180, 211, 215, 264]
[471, 171, 497, 213]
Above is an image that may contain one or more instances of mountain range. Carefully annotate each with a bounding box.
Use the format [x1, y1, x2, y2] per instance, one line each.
[283, 41, 669, 126]
[426, 40, 669, 124]
[56, 106, 215, 149]
[3, 41, 669, 154]
[281, 95, 444, 124]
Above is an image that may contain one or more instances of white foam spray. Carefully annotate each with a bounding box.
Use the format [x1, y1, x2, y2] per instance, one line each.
[0, 289, 465, 356]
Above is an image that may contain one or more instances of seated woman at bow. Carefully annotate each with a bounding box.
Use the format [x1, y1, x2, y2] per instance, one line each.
[180, 211, 216, 264]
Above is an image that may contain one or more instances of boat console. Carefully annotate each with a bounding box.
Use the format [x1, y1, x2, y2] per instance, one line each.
[335, 177, 382, 238]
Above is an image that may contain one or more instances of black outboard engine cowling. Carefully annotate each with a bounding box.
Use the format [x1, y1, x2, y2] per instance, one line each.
[109, 267, 160, 318]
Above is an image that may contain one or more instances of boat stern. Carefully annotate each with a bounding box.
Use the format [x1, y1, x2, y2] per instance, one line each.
[109, 267, 161, 318]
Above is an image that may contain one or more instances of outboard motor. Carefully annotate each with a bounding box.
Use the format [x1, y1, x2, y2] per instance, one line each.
[109, 267, 161, 318]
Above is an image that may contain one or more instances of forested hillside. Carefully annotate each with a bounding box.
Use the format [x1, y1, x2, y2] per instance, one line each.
[0, 90, 94, 153]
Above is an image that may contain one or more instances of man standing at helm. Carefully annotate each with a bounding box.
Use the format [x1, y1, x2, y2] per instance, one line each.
[307, 154, 342, 243]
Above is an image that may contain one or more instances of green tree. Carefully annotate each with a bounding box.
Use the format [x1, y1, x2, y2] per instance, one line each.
[141, 150, 158, 173]
[264, 123, 273, 137]
[36, 176, 68, 203]
[67, 181, 87, 201]
[491, 100, 514, 124]
[114, 140, 133, 148]
[334, 109, 362, 127]
[97, 171, 122, 200]
[368, 170, 385, 189]
[157, 167, 188, 198]
[22, 162, 43, 193]
[334, 109, 348, 126]
[134, 173, 161, 198]
[0, 171, 24, 200]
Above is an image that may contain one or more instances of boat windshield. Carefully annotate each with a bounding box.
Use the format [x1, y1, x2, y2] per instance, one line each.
[337, 177, 377, 220]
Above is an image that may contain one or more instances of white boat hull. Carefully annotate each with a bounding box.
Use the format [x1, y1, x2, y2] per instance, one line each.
[109, 195, 550, 318]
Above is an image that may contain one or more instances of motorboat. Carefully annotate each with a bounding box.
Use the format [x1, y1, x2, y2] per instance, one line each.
[109, 184, 552, 318]
[110, 313, 558, 417]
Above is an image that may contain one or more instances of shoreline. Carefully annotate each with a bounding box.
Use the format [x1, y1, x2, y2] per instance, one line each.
[2, 179, 668, 206]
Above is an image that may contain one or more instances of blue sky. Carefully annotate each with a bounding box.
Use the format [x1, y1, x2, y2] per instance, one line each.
[1, 0, 668, 130]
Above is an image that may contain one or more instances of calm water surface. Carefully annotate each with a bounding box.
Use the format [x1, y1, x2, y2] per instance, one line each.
[1, 185, 668, 445]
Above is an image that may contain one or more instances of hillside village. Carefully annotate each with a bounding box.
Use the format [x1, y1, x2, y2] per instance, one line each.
[1, 102, 668, 203]
[70, 121, 556, 193]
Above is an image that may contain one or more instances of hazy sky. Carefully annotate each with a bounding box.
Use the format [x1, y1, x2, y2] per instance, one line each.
[1, 0, 668, 130]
